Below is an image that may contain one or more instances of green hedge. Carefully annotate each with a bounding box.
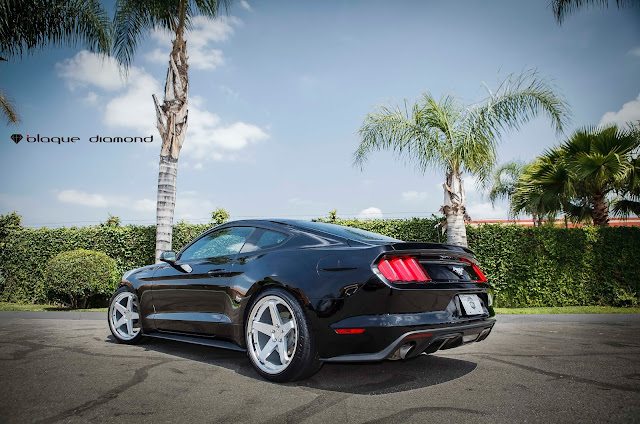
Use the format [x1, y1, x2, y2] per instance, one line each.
[0, 217, 638, 307]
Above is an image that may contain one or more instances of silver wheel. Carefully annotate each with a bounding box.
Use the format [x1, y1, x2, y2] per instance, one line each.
[247, 295, 298, 375]
[109, 291, 140, 341]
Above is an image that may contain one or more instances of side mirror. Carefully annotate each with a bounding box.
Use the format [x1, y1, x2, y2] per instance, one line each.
[159, 251, 176, 264]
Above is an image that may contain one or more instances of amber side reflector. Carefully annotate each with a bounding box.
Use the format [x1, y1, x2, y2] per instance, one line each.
[335, 328, 366, 334]
[461, 258, 488, 283]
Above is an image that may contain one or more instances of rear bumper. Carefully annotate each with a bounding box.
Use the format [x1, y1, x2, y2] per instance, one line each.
[321, 318, 495, 362]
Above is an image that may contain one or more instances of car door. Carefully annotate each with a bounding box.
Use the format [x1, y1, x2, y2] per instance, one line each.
[150, 226, 256, 335]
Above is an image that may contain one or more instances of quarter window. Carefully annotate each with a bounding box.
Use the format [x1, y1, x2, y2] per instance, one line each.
[180, 227, 255, 260]
[256, 230, 287, 248]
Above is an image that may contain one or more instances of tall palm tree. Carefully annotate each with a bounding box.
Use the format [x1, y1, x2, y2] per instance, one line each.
[113, 0, 231, 262]
[517, 125, 638, 226]
[354, 71, 570, 247]
[552, 0, 640, 23]
[0, 0, 111, 124]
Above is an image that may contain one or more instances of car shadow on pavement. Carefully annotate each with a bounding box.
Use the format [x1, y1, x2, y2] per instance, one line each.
[117, 336, 477, 395]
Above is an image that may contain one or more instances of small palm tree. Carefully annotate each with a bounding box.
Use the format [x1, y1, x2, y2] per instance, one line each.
[354, 71, 570, 246]
[113, 0, 231, 262]
[510, 157, 566, 226]
[552, 0, 640, 23]
[516, 125, 638, 226]
[0, 0, 111, 124]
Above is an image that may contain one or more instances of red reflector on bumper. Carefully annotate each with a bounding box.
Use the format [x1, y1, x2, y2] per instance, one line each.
[335, 328, 365, 334]
[405, 332, 433, 339]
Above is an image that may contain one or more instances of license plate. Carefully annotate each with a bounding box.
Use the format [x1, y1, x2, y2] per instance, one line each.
[459, 294, 483, 316]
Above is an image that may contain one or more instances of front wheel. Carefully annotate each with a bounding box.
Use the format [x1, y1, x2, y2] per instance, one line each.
[245, 288, 322, 382]
[108, 286, 143, 344]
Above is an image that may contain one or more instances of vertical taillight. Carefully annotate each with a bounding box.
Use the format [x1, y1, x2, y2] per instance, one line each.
[377, 257, 431, 282]
[461, 258, 487, 283]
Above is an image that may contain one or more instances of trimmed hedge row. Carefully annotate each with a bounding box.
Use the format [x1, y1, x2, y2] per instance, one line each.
[0, 218, 638, 307]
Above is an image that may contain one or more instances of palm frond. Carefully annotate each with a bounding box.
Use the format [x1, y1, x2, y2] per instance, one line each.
[473, 70, 570, 143]
[488, 160, 526, 205]
[611, 198, 640, 218]
[0, 88, 19, 124]
[353, 97, 452, 174]
[0, 0, 110, 59]
[552, 0, 640, 24]
[113, 0, 232, 68]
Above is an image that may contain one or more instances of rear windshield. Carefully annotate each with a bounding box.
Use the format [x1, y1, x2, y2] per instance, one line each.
[293, 221, 401, 242]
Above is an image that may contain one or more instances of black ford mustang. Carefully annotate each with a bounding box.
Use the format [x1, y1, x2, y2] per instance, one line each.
[108, 220, 495, 382]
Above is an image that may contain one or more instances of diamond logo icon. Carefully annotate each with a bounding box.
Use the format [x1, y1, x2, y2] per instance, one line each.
[11, 134, 23, 144]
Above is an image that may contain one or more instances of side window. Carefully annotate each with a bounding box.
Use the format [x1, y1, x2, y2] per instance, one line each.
[242, 229, 288, 253]
[180, 227, 254, 261]
[256, 230, 287, 249]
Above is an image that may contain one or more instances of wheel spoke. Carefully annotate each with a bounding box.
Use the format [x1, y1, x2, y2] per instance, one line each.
[129, 312, 139, 320]
[126, 294, 133, 313]
[259, 339, 278, 362]
[281, 319, 295, 336]
[277, 339, 288, 364]
[114, 303, 127, 315]
[126, 318, 133, 336]
[268, 301, 282, 327]
[114, 316, 127, 328]
[252, 321, 274, 336]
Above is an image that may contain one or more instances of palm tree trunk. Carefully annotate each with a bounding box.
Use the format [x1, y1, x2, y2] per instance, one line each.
[153, 37, 189, 262]
[592, 192, 609, 227]
[441, 171, 468, 247]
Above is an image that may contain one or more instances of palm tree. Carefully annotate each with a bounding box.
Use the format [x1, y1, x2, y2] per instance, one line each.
[510, 157, 566, 226]
[489, 160, 526, 206]
[552, 0, 640, 23]
[489, 160, 546, 226]
[354, 71, 570, 247]
[0, 0, 111, 124]
[113, 0, 231, 262]
[516, 125, 638, 226]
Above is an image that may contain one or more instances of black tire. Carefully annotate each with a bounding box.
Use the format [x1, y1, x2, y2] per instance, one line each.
[108, 286, 144, 345]
[245, 287, 322, 382]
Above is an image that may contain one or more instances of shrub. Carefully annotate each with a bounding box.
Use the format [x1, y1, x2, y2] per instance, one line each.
[46, 249, 119, 308]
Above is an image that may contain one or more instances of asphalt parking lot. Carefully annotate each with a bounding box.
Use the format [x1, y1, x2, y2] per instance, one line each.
[0, 312, 638, 423]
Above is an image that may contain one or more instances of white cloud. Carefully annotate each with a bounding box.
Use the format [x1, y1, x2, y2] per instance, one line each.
[83, 91, 99, 105]
[357, 207, 383, 220]
[58, 190, 157, 214]
[466, 202, 508, 220]
[133, 199, 156, 212]
[402, 191, 428, 201]
[57, 190, 109, 208]
[104, 69, 161, 135]
[628, 47, 640, 57]
[145, 16, 240, 70]
[56, 51, 268, 160]
[240, 0, 252, 11]
[182, 96, 268, 161]
[599, 93, 640, 127]
[55, 51, 124, 91]
[220, 85, 240, 99]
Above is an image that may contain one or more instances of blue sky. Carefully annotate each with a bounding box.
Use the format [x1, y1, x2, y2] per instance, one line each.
[1, 0, 639, 227]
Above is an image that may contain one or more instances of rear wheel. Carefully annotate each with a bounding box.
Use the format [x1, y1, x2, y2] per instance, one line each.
[245, 288, 321, 382]
[108, 286, 143, 344]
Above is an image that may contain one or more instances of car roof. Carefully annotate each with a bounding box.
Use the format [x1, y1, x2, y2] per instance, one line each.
[221, 219, 400, 243]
